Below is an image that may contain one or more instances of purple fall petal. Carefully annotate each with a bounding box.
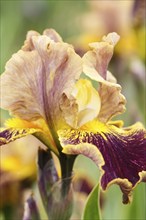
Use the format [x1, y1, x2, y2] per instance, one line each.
[59, 122, 146, 203]
[0, 127, 40, 146]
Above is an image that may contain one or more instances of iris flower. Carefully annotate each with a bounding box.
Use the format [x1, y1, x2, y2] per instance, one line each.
[0, 29, 146, 204]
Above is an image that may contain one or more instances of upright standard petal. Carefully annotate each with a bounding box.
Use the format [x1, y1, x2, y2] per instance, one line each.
[43, 29, 63, 42]
[0, 34, 82, 131]
[97, 83, 126, 123]
[1, 50, 46, 121]
[82, 32, 126, 122]
[83, 32, 120, 81]
[32, 35, 82, 129]
[22, 28, 62, 51]
[59, 121, 146, 203]
[22, 30, 40, 51]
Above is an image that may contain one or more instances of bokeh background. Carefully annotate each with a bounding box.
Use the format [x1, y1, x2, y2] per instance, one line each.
[0, 0, 145, 220]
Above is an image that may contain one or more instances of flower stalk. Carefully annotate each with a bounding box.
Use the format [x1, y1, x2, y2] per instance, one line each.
[38, 148, 75, 220]
[59, 153, 76, 196]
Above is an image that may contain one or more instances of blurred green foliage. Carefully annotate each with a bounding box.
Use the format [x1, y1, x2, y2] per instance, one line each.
[0, 1, 145, 220]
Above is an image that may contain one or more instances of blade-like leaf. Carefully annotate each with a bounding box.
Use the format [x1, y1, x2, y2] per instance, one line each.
[82, 184, 101, 220]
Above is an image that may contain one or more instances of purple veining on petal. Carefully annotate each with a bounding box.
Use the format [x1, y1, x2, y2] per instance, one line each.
[61, 128, 146, 189]
[99, 130, 146, 189]
[0, 128, 38, 146]
[0, 129, 13, 140]
[0, 129, 20, 146]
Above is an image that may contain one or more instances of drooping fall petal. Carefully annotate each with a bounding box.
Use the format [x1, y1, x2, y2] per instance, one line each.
[0, 127, 40, 146]
[0, 118, 58, 155]
[59, 121, 146, 203]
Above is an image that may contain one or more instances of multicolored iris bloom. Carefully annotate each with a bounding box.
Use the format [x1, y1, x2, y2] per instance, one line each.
[0, 29, 146, 204]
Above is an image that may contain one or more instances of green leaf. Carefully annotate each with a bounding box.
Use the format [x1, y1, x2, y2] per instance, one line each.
[82, 184, 101, 220]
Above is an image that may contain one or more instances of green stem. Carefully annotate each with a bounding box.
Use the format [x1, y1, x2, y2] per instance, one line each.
[3, 205, 15, 220]
[59, 153, 76, 196]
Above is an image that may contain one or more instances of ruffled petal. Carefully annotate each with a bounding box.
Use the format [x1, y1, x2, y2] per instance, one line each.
[83, 32, 120, 81]
[0, 49, 46, 121]
[58, 120, 146, 203]
[22, 28, 62, 51]
[43, 29, 63, 42]
[22, 30, 40, 51]
[32, 35, 82, 129]
[0, 34, 82, 131]
[98, 83, 126, 122]
[82, 32, 126, 121]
